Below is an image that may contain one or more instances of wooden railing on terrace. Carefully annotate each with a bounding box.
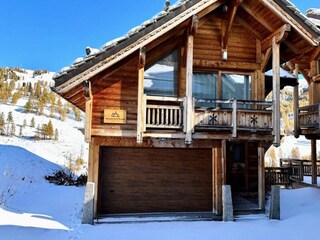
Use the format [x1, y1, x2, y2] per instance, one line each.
[194, 99, 273, 137]
[298, 104, 320, 133]
[145, 95, 185, 130]
[265, 167, 291, 189]
[280, 158, 320, 181]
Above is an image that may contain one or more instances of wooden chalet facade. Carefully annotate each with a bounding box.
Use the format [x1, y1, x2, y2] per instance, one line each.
[53, 0, 320, 219]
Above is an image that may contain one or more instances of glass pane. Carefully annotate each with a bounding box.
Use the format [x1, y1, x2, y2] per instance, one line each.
[193, 73, 217, 108]
[144, 49, 178, 96]
[222, 74, 251, 107]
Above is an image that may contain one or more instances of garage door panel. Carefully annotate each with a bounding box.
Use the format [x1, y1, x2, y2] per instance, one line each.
[99, 147, 212, 214]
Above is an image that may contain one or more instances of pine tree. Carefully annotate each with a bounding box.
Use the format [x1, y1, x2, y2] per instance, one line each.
[11, 91, 20, 104]
[6, 111, 13, 135]
[60, 105, 68, 121]
[41, 124, 48, 139]
[73, 107, 81, 121]
[23, 119, 27, 128]
[24, 99, 33, 113]
[10, 122, 15, 137]
[30, 117, 35, 128]
[54, 128, 59, 140]
[47, 120, 54, 139]
[19, 125, 23, 137]
[50, 102, 55, 118]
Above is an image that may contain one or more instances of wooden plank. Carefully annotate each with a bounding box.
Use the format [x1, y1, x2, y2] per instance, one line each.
[261, 47, 271, 72]
[193, 59, 260, 70]
[85, 99, 93, 143]
[137, 47, 146, 144]
[293, 65, 299, 138]
[272, 36, 281, 147]
[89, 143, 100, 218]
[311, 139, 317, 185]
[258, 145, 265, 210]
[235, 17, 263, 40]
[185, 31, 194, 144]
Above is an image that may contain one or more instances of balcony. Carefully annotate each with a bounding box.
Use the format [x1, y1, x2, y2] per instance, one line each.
[142, 95, 273, 140]
[298, 104, 320, 137]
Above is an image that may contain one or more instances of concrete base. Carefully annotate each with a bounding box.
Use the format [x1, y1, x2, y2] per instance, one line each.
[269, 185, 280, 220]
[222, 185, 233, 221]
[82, 182, 95, 225]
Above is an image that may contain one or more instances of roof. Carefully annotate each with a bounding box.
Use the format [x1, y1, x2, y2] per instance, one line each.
[53, 0, 320, 94]
[306, 8, 320, 27]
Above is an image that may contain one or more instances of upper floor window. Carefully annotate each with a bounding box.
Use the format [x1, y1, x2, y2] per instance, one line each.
[144, 49, 178, 97]
[222, 74, 251, 100]
[193, 72, 218, 107]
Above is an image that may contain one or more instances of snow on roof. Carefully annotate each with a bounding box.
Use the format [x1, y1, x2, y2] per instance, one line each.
[53, 0, 320, 84]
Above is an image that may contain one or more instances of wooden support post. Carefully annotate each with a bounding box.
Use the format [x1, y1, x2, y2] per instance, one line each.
[137, 47, 146, 144]
[311, 139, 317, 185]
[83, 81, 93, 143]
[258, 144, 265, 210]
[185, 15, 198, 144]
[272, 36, 281, 147]
[232, 99, 237, 138]
[88, 142, 100, 218]
[293, 65, 299, 138]
[213, 142, 223, 214]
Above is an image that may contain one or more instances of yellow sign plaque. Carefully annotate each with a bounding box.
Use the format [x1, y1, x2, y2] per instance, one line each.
[104, 109, 127, 124]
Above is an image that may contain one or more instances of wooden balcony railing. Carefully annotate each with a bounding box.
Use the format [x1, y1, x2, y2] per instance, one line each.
[280, 158, 320, 181]
[142, 96, 273, 141]
[298, 104, 320, 133]
[145, 95, 185, 130]
[194, 99, 273, 137]
[265, 167, 291, 189]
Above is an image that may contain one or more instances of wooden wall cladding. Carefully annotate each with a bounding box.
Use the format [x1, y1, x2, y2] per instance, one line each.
[99, 147, 212, 214]
[194, 14, 257, 65]
[92, 57, 139, 133]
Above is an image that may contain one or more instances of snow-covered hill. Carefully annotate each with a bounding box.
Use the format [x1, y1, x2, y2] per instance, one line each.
[0, 67, 88, 179]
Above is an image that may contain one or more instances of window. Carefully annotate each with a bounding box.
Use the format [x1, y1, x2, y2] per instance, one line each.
[144, 49, 178, 97]
[222, 74, 251, 100]
[193, 73, 218, 108]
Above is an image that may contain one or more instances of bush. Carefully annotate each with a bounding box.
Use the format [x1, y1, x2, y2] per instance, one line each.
[44, 170, 87, 186]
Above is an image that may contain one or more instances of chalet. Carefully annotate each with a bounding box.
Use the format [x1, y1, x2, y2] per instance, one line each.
[53, 0, 320, 221]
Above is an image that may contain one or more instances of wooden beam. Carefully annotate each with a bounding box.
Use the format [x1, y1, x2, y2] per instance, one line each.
[137, 47, 146, 144]
[84, 81, 93, 143]
[197, 0, 226, 19]
[309, 47, 320, 61]
[258, 144, 265, 210]
[240, 2, 274, 32]
[293, 65, 299, 138]
[272, 36, 281, 147]
[261, 24, 291, 52]
[194, 59, 261, 71]
[261, 47, 272, 72]
[311, 139, 317, 185]
[185, 32, 194, 144]
[88, 143, 100, 218]
[222, 0, 243, 49]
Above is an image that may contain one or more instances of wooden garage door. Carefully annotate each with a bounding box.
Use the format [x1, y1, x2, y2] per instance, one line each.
[99, 147, 212, 214]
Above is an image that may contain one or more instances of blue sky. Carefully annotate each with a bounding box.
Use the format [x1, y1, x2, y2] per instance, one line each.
[0, 0, 318, 72]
